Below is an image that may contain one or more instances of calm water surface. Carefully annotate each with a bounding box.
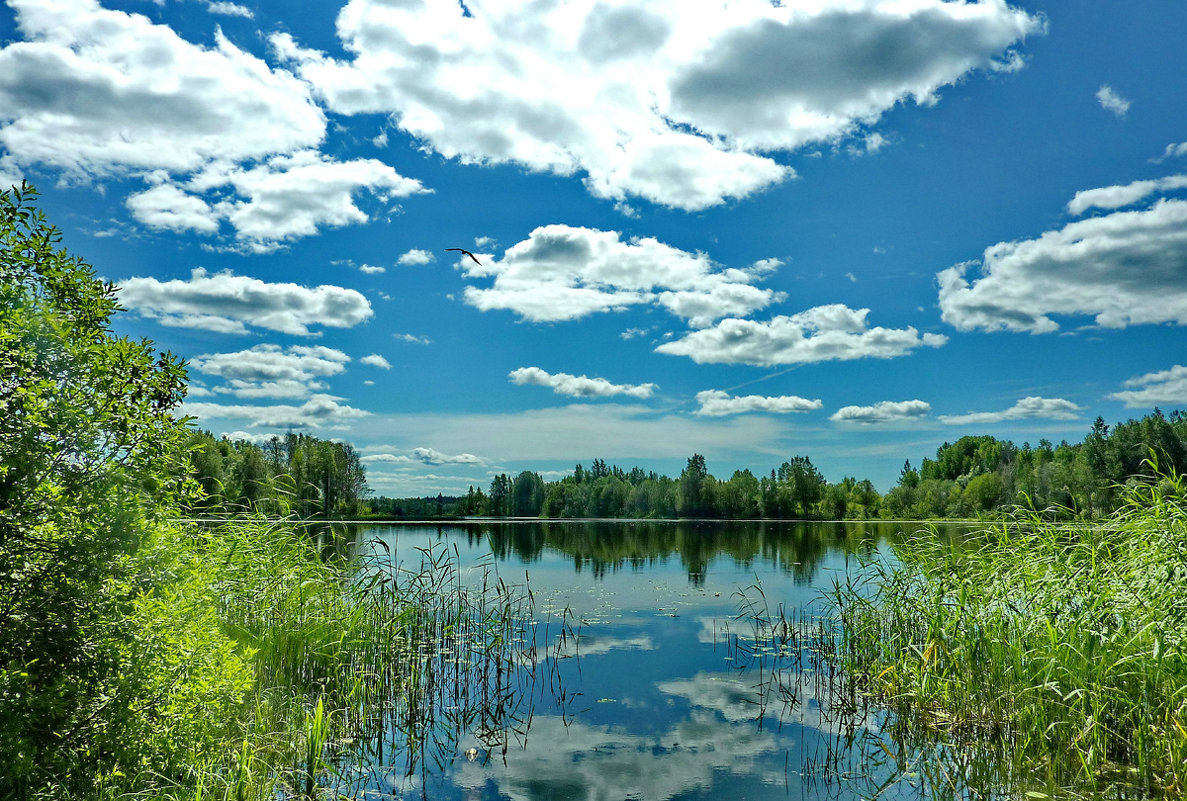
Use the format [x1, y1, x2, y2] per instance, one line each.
[337, 520, 963, 801]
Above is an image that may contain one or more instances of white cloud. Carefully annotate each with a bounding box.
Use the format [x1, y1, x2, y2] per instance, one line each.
[463, 224, 782, 325]
[124, 180, 219, 233]
[274, 0, 1040, 210]
[655, 304, 947, 366]
[118, 268, 373, 336]
[939, 396, 1081, 425]
[0, 0, 426, 249]
[133, 150, 427, 251]
[206, 1, 252, 18]
[1096, 84, 1130, 117]
[360, 353, 391, 369]
[190, 343, 351, 399]
[509, 366, 657, 399]
[1067, 175, 1187, 216]
[394, 333, 431, 345]
[183, 394, 369, 429]
[1159, 142, 1187, 162]
[1109, 365, 1187, 408]
[397, 248, 434, 266]
[830, 400, 931, 425]
[938, 195, 1187, 333]
[358, 264, 386, 275]
[694, 389, 821, 417]
[362, 448, 486, 466]
[0, 0, 323, 175]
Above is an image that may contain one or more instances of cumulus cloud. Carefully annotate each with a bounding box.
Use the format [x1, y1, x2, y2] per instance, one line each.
[463, 224, 783, 325]
[1096, 84, 1130, 117]
[1067, 175, 1187, 215]
[190, 344, 350, 399]
[128, 151, 427, 251]
[938, 194, 1187, 333]
[118, 268, 373, 336]
[361, 448, 486, 466]
[360, 353, 391, 369]
[358, 264, 386, 275]
[830, 400, 931, 425]
[1109, 365, 1187, 408]
[694, 389, 821, 417]
[183, 394, 369, 429]
[509, 366, 657, 399]
[0, 0, 425, 248]
[397, 248, 434, 266]
[939, 396, 1081, 425]
[0, 0, 324, 176]
[656, 304, 947, 366]
[274, 0, 1040, 210]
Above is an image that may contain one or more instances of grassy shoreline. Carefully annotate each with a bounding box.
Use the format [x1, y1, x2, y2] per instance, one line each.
[825, 468, 1187, 796]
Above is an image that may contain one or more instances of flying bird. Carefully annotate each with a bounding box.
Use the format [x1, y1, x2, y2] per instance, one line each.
[445, 247, 482, 266]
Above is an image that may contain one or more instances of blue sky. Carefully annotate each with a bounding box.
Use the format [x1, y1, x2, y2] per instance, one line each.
[3, 0, 1185, 496]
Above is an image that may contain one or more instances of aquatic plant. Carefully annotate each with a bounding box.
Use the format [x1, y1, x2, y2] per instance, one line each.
[825, 463, 1187, 796]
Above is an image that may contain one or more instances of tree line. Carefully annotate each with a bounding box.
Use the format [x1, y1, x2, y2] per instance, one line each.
[366, 410, 1187, 521]
[185, 430, 369, 518]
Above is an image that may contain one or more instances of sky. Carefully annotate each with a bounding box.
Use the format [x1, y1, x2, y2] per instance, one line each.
[2, 0, 1186, 497]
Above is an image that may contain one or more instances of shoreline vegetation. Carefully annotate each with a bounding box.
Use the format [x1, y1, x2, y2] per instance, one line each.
[823, 466, 1187, 797]
[190, 410, 1187, 525]
[1, 185, 540, 800]
[6, 184, 1187, 799]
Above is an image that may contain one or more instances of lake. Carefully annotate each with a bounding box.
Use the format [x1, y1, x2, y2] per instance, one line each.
[329, 519, 979, 801]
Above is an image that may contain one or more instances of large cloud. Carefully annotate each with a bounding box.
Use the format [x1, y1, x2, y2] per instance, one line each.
[463, 224, 783, 325]
[938, 190, 1187, 333]
[0, 0, 423, 247]
[509, 366, 657, 399]
[939, 396, 1081, 424]
[274, 0, 1041, 210]
[695, 390, 822, 417]
[118, 268, 374, 336]
[1109, 365, 1187, 408]
[656, 304, 947, 365]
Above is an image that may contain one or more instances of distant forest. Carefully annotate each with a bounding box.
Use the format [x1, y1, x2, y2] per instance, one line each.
[187, 409, 1187, 521]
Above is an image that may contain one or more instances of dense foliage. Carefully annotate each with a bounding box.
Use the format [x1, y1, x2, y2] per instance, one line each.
[1, 186, 522, 800]
[185, 429, 368, 517]
[365, 412, 1187, 521]
[1, 183, 198, 794]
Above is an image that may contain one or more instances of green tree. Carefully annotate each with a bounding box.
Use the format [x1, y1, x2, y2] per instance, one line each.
[0, 184, 192, 792]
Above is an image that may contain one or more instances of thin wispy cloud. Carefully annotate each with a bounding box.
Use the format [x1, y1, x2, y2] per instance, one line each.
[939, 396, 1081, 425]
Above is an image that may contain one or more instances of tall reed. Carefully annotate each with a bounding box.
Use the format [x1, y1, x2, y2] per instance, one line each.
[825, 465, 1187, 796]
[107, 517, 542, 801]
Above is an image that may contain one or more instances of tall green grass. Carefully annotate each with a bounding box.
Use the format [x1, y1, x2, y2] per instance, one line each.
[826, 465, 1187, 796]
[84, 517, 538, 801]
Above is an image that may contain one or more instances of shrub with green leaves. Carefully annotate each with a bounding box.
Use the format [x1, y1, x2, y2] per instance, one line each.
[0, 183, 194, 796]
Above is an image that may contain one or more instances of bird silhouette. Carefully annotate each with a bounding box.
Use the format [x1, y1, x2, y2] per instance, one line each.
[445, 247, 481, 265]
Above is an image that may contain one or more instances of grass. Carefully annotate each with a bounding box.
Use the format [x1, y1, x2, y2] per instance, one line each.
[823, 465, 1187, 797]
[84, 516, 542, 801]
